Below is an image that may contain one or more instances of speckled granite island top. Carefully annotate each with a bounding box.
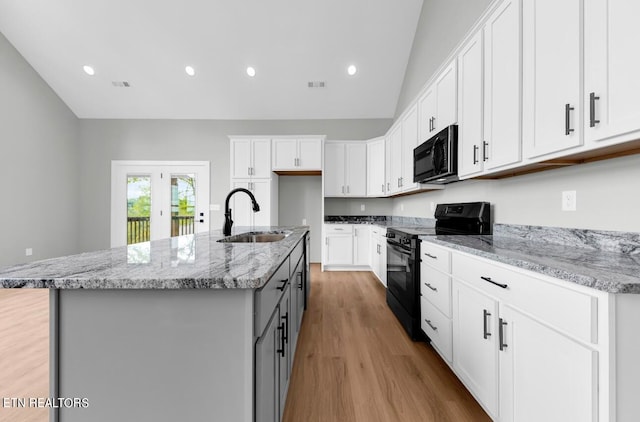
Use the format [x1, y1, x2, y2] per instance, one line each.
[421, 233, 640, 294]
[0, 226, 309, 289]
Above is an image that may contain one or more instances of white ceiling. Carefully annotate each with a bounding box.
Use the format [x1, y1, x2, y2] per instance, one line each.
[0, 0, 423, 120]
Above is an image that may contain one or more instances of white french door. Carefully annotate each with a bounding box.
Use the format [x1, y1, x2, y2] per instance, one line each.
[111, 161, 210, 247]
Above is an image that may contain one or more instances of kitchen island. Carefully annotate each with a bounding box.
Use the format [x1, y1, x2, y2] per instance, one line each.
[0, 226, 310, 422]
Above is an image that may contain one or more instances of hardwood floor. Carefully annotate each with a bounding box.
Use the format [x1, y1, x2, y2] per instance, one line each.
[0, 289, 49, 422]
[283, 265, 490, 422]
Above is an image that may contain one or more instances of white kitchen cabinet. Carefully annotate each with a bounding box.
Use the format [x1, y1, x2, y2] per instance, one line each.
[272, 138, 322, 171]
[401, 104, 419, 193]
[230, 138, 271, 179]
[387, 125, 402, 195]
[457, 31, 485, 178]
[366, 137, 386, 197]
[498, 304, 597, 422]
[370, 226, 387, 286]
[353, 226, 370, 266]
[323, 225, 353, 266]
[230, 179, 276, 227]
[483, 0, 522, 171]
[452, 279, 499, 419]
[323, 142, 366, 197]
[523, 0, 583, 159]
[418, 60, 458, 142]
[584, 0, 640, 146]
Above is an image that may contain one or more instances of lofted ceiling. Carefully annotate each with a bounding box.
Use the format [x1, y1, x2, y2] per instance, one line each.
[0, 0, 423, 120]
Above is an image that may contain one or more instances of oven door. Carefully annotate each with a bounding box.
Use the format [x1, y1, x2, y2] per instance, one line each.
[386, 240, 417, 315]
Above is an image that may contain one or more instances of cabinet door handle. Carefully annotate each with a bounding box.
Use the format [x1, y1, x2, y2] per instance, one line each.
[297, 272, 303, 290]
[277, 324, 286, 357]
[499, 318, 508, 351]
[473, 145, 479, 165]
[480, 276, 508, 289]
[276, 279, 288, 291]
[482, 141, 489, 162]
[387, 182, 390, 192]
[382, 184, 385, 193]
[282, 312, 289, 344]
[424, 252, 437, 260]
[248, 167, 251, 176]
[347, 185, 350, 194]
[483, 309, 491, 339]
[589, 92, 600, 128]
[425, 319, 438, 331]
[325, 237, 328, 246]
[565, 103, 575, 135]
[424, 282, 437, 292]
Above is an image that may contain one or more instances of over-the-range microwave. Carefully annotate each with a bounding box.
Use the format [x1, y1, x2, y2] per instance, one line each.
[413, 124, 458, 184]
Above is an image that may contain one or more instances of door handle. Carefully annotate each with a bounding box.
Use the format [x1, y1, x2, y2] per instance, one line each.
[473, 145, 479, 165]
[382, 184, 385, 193]
[565, 103, 575, 135]
[424, 282, 437, 292]
[589, 92, 600, 128]
[277, 324, 285, 357]
[276, 279, 288, 291]
[499, 318, 508, 351]
[482, 141, 489, 162]
[483, 309, 491, 339]
[424, 252, 437, 260]
[425, 319, 438, 331]
[281, 312, 289, 344]
[387, 182, 390, 192]
[480, 276, 508, 289]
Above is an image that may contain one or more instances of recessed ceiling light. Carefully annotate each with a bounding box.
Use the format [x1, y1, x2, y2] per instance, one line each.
[347, 65, 357, 76]
[185, 66, 195, 76]
[246, 66, 256, 77]
[83, 65, 95, 76]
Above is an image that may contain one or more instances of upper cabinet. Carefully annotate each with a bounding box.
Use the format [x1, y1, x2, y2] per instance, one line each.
[272, 138, 323, 172]
[584, 0, 640, 146]
[418, 61, 458, 143]
[401, 105, 420, 193]
[386, 124, 403, 196]
[523, 0, 583, 159]
[230, 138, 271, 179]
[324, 142, 367, 197]
[366, 137, 386, 197]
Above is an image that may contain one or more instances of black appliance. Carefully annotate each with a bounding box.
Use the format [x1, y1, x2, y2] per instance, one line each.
[386, 202, 491, 340]
[413, 125, 458, 184]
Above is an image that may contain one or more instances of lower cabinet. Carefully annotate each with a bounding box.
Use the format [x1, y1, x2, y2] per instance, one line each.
[353, 226, 370, 266]
[370, 227, 387, 286]
[255, 306, 281, 422]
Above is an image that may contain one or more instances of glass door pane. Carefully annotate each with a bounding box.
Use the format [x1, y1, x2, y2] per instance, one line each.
[170, 174, 196, 237]
[127, 176, 151, 245]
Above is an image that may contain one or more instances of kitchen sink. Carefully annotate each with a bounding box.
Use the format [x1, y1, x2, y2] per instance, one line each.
[217, 231, 290, 243]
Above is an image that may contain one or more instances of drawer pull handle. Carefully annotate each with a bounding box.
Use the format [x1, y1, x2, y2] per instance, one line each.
[424, 253, 437, 260]
[480, 276, 508, 289]
[499, 318, 508, 351]
[424, 282, 438, 292]
[483, 309, 491, 339]
[425, 319, 438, 331]
[276, 279, 288, 291]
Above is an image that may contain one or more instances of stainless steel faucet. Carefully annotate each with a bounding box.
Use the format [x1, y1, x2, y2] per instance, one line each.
[223, 188, 260, 236]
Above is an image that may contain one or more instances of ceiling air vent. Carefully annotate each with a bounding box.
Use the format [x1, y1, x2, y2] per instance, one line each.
[112, 81, 131, 87]
[307, 81, 326, 88]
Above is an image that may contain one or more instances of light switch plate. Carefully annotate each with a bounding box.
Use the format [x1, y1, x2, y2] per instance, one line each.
[562, 191, 577, 211]
[210, 204, 220, 211]
[360, 204, 365, 211]
[25, 248, 33, 256]
[302, 218, 307, 225]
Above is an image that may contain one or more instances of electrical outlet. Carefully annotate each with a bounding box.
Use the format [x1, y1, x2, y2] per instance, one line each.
[360, 204, 365, 211]
[562, 190, 577, 211]
[302, 218, 307, 225]
[25, 248, 33, 256]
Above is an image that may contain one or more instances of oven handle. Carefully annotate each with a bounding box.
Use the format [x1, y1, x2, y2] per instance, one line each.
[387, 241, 412, 256]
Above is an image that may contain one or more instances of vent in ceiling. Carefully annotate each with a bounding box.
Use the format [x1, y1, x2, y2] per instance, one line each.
[112, 81, 131, 87]
[308, 81, 326, 88]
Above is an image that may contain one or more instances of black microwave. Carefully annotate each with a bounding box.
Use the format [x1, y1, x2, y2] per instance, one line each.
[413, 125, 458, 184]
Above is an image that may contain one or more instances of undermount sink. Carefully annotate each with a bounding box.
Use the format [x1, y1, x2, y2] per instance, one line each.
[217, 231, 290, 243]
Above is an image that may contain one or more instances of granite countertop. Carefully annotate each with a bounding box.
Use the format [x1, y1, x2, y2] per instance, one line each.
[421, 234, 640, 294]
[0, 226, 309, 290]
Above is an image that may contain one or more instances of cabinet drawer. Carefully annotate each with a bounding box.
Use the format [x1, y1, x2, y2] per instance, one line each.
[452, 252, 598, 344]
[420, 267, 451, 317]
[421, 242, 451, 274]
[324, 224, 353, 235]
[255, 258, 290, 338]
[290, 239, 304, 277]
[371, 225, 387, 236]
[421, 297, 453, 363]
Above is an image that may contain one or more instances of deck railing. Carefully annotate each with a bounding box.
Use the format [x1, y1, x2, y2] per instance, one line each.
[127, 216, 195, 244]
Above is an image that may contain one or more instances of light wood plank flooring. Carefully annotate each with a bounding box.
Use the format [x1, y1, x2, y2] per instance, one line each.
[0, 289, 49, 422]
[283, 265, 490, 422]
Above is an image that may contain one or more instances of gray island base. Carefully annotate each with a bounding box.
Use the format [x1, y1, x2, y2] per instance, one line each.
[0, 226, 310, 422]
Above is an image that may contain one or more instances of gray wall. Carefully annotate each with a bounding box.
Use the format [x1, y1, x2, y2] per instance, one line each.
[0, 32, 80, 267]
[324, 198, 394, 216]
[78, 119, 392, 252]
[392, 154, 640, 232]
[278, 176, 322, 262]
[395, 0, 493, 116]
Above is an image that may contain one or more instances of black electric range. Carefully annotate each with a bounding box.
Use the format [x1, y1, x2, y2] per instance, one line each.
[386, 202, 491, 340]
